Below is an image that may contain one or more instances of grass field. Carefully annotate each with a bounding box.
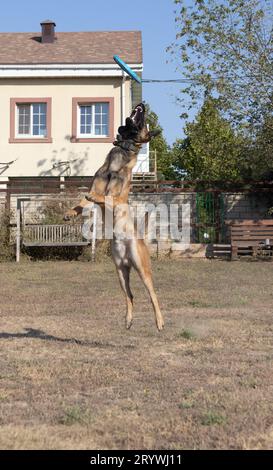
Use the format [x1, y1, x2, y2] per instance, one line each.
[0, 259, 273, 450]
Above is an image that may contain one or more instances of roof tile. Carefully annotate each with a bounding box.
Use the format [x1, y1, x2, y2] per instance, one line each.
[0, 31, 142, 64]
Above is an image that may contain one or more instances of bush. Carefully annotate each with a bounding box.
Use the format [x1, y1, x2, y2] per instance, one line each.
[37, 197, 74, 224]
[0, 209, 14, 261]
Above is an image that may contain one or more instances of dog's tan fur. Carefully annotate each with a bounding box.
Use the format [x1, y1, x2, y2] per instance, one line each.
[64, 104, 164, 331]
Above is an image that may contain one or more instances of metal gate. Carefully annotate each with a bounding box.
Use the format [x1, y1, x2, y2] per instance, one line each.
[196, 192, 225, 243]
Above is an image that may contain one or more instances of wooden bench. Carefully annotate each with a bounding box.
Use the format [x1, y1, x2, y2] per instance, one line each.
[15, 198, 97, 262]
[22, 224, 90, 247]
[231, 220, 273, 259]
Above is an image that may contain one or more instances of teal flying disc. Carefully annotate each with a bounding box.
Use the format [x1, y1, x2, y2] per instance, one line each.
[113, 55, 142, 84]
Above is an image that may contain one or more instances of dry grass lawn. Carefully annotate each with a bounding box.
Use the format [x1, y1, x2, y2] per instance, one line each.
[0, 258, 273, 449]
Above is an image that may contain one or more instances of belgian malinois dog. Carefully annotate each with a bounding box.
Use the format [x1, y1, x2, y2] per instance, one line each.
[64, 103, 164, 331]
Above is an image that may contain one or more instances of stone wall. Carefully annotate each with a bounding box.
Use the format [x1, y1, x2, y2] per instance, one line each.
[129, 191, 196, 244]
[5, 189, 272, 228]
[6, 190, 196, 233]
[223, 193, 271, 241]
[224, 193, 269, 221]
[2, 190, 273, 256]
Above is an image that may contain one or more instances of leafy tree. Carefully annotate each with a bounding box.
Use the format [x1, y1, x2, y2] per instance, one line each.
[145, 104, 176, 179]
[169, 0, 273, 134]
[171, 96, 245, 180]
[246, 115, 273, 178]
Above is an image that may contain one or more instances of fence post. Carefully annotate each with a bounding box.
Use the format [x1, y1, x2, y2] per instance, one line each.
[16, 199, 21, 263]
[154, 149, 157, 177]
[91, 207, 97, 262]
[16, 198, 30, 262]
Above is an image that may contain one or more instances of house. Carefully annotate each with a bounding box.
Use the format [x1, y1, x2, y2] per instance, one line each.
[0, 21, 147, 180]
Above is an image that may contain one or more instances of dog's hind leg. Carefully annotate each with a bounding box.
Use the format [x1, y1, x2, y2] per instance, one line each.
[132, 240, 164, 331]
[116, 265, 134, 329]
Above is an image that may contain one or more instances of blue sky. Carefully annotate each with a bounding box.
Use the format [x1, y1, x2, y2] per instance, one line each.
[1, 0, 185, 144]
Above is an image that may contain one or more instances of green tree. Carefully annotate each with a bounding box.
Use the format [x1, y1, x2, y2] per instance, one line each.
[169, 0, 273, 134]
[246, 115, 273, 178]
[171, 96, 245, 180]
[145, 104, 176, 179]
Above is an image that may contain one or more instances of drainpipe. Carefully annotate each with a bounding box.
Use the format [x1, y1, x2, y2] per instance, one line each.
[121, 72, 126, 125]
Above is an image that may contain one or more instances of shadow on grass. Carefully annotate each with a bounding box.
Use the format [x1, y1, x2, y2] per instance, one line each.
[0, 327, 113, 348]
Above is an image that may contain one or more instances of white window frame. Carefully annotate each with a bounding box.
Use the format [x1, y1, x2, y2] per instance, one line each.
[77, 103, 109, 138]
[16, 103, 47, 139]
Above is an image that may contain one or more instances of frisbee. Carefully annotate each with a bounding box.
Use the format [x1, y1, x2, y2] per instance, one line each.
[113, 55, 142, 84]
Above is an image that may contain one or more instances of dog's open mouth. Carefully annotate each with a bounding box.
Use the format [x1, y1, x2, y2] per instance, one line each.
[130, 103, 145, 129]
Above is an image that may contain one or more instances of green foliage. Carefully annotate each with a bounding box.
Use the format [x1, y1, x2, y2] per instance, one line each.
[179, 328, 195, 339]
[247, 115, 273, 178]
[145, 104, 177, 179]
[37, 198, 70, 225]
[0, 209, 14, 261]
[59, 405, 91, 426]
[201, 411, 226, 426]
[171, 96, 245, 180]
[170, 0, 273, 136]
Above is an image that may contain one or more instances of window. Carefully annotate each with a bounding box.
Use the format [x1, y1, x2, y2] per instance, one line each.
[79, 103, 109, 137]
[17, 103, 47, 138]
[71, 97, 114, 143]
[9, 98, 52, 143]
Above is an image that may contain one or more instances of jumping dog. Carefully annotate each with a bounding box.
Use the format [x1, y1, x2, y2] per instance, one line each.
[64, 103, 164, 331]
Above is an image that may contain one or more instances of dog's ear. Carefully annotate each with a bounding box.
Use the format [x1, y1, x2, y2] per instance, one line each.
[125, 117, 138, 131]
[118, 125, 126, 135]
[118, 117, 138, 137]
[126, 117, 134, 127]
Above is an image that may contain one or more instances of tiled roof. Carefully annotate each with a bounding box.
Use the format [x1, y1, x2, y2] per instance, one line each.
[0, 31, 142, 64]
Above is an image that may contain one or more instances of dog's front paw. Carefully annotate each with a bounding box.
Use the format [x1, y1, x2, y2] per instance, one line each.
[85, 192, 96, 203]
[63, 209, 77, 221]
